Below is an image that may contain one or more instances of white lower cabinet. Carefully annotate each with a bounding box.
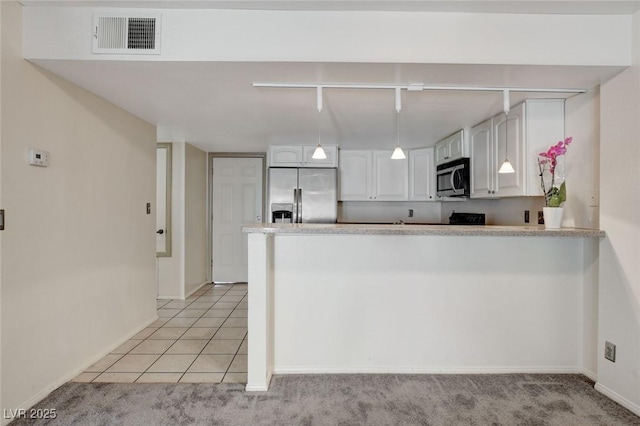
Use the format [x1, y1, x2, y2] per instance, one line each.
[339, 150, 408, 201]
[470, 99, 564, 199]
[408, 147, 435, 201]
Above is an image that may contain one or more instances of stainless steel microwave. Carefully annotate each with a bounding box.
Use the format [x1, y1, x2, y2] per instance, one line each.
[436, 157, 470, 197]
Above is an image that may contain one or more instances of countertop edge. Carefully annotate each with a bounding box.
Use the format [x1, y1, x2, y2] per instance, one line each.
[242, 223, 606, 238]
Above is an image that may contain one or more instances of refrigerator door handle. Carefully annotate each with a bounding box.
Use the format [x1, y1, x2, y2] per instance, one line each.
[298, 188, 302, 223]
[293, 188, 298, 223]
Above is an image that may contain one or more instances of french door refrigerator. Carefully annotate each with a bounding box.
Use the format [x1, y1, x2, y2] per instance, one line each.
[268, 168, 337, 223]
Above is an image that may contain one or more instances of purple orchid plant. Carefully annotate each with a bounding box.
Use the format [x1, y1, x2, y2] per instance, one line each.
[538, 137, 573, 207]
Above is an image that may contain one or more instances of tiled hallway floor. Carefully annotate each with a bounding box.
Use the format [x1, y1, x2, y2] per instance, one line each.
[73, 283, 248, 384]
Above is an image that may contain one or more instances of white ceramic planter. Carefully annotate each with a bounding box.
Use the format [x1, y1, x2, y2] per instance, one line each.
[543, 207, 564, 229]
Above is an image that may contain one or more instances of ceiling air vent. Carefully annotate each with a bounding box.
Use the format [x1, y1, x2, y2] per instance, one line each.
[92, 13, 161, 55]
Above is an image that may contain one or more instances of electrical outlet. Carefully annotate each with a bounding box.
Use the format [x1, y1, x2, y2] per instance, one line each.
[408, 209, 414, 218]
[524, 210, 530, 223]
[605, 341, 616, 362]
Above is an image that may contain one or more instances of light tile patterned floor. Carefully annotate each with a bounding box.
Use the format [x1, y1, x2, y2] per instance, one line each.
[73, 283, 248, 384]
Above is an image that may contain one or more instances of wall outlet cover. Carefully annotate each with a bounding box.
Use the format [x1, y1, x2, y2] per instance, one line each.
[605, 341, 616, 362]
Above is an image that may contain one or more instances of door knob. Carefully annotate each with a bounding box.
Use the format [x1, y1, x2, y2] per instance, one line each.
[156, 229, 164, 234]
[256, 216, 262, 222]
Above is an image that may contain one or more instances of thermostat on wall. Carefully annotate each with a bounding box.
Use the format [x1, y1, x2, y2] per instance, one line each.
[28, 148, 50, 167]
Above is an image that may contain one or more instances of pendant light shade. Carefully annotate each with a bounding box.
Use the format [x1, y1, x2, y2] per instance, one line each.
[498, 158, 515, 174]
[391, 146, 406, 160]
[312, 144, 327, 159]
[391, 88, 406, 160]
[498, 90, 515, 174]
[312, 86, 328, 160]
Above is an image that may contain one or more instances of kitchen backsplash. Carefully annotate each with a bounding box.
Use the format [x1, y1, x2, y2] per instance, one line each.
[338, 201, 442, 224]
[339, 197, 547, 225]
[441, 197, 546, 226]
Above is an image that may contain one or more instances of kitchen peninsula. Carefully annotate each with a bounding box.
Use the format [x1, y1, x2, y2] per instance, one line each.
[243, 223, 604, 391]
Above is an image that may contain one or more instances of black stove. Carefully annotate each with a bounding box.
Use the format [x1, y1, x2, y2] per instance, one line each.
[449, 212, 486, 225]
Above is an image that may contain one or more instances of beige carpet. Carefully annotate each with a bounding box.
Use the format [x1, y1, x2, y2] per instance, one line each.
[11, 374, 640, 425]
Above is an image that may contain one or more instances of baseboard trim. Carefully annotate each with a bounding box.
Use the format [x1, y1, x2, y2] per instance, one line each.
[245, 369, 273, 392]
[595, 383, 640, 417]
[185, 281, 208, 299]
[581, 367, 598, 382]
[273, 366, 583, 375]
[2, 315, 159, 425]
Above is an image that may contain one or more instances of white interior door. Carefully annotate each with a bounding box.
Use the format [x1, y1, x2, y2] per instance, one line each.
[211, 157, 263, 282]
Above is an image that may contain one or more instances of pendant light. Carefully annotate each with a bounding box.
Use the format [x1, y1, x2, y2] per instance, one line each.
[391, 87, 406, 160]
[498, 89, 515, 174]
[312, 86, 328, 160]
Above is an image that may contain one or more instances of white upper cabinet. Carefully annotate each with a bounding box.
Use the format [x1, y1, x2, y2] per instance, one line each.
[269, 146, 303, 167]
[339, 150, 408, 201]
[434, 129, 466, 166]
[494, 104, 525, 197]
[269, 145, 338, 167]
[469, 118, 494, 198]
[373, 150, 409, 201]
[470, 99, 564, 199]
[339, 150, 372, 201]
[409, 147, 435, 201]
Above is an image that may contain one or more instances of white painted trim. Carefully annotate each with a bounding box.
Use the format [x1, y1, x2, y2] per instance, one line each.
[273, 366, 583, 375]
[246, 369, 273, 392]
[2, 315, 158, 423]
[156, 295, 182, 300]
[595, 383, 640, 417]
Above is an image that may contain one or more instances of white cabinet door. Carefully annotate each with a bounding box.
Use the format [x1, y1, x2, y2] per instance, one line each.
[339, 150, 372, 201]
[434, 142, 450, 166]
[447, 131, 465, 161]
[495, 102, 525, 197]
[435, 129, 465, 166]
[373, 150, 408, 201]
[470, 118, 494, 199]
[269, 146, 303, 167]
[409, 147, 435, 201]
[302, 145, 338, 167]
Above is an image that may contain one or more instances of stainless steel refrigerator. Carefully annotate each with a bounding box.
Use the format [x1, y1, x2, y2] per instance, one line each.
[268, 168, 337, 223]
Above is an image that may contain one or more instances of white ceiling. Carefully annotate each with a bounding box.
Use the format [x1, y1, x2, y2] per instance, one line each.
[26, 1, 634, 152]
[20, 1, 640, 15]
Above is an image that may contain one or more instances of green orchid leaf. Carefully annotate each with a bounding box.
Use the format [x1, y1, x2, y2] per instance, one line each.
[558, 181, 567, 204]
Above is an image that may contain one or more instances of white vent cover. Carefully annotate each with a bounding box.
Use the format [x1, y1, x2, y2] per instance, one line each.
[92, 13, 161, 54]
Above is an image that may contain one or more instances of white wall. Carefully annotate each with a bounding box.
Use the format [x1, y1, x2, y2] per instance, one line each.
[271, 234, 590, 374]
[565, 88, 601, 229]
[184, 143, 207, 296]
[23, 8, 631, 67]
[596, 9, 640, 416]
[157, 141, 208, 299]
[0, 2, 3, 415]
[0, 1, 157, 417]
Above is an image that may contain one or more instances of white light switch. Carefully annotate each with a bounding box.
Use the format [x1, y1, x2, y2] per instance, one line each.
[28, 148, 50, 167]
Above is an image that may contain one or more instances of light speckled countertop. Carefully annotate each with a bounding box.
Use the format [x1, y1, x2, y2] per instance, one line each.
[242, 223, 605, 238]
